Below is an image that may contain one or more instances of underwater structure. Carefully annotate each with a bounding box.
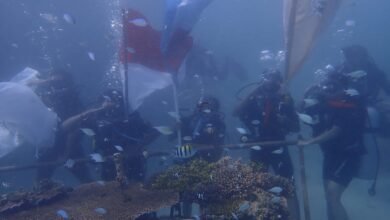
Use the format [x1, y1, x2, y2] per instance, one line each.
[152, 157, 294, 219]
[0, 156, 293, 219]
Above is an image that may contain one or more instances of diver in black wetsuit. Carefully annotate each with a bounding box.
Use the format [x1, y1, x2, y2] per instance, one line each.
[80, 89, 160, 182]
[35, 70, 92, 183]
[234, 69, 299, 177]
[233, 69, 300, 220]
[336, 45, 390, 102]
[179, 95, 226, 162]
[170, 95, 226, 218]
[299, 70, 367, 220]
[333, 45, 390, 136]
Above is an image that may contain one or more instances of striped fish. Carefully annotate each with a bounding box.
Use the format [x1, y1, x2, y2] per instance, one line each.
[174, 144, 197, 159]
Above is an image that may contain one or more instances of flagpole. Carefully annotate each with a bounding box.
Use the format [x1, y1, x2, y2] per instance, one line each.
[172, 80, 182, 147]
[122, 8, 130, 118]
[284, 0, 311, 219]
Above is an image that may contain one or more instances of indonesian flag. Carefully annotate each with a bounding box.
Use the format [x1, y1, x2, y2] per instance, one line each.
[121, 9, 193, 111]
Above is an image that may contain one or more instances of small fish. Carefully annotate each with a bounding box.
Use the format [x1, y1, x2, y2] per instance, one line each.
[167, 111, 180, 119]
[142, 151, 149, 158]
[231, 212, 239, 220]
[271, 196, 281, 204]
[182, 136, 192, 141]
[40, 13, 57, 24]
[272, 148, 284, 154]
[275, 50, 286, 62]
[175, 144, 197, 159]
[90, 153, 105, 163]
[57, 209, 69, 219]
[161, 156, 167, 161]
[238, 201, 250, 212]
[236, 127, 247, 135]
[178, 0, 190, 7]
[129, 18, 148, 27]
[259, 50, 274, 61]
[240, 136, 249, 143]
[325, 64, 335, 72]
[94, 207, 107, 215]
[203, 109, 211, 113]
[126, 47, 136, 53]
[297, 113, 317, 125]
[161, 100, 168, 105]
[114, 145, 123, 152]
[251, 120, 261, 125]
[87, 52, 95, 61]
[11, 43, 18, 48]
[63, 14, 75, 24]
[80, 128, 95, 136]
[64, 159, 75, 168]
[303, 98, 319, 108]
[197, 192, 204, 200]
[96, 180, 105, 186]
[1, 182, 11, 188]
[345, 19, 356, 27]
[344, 88, 360, 96]
[268, 186, 283, 194]
[345, 70, 367, 79]
[154, 126, 173, 135]
[251, 145, 262, 151]
[260, 50, 271, 54]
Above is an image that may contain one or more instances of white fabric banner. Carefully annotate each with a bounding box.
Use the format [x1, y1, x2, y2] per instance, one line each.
[0, 82, 58, 158]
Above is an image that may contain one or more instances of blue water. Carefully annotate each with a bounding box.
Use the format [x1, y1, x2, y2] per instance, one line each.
[1, 0, 389, 219]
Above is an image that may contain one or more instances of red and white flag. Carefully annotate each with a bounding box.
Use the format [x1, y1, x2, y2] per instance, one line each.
[121, 9, 193, 111]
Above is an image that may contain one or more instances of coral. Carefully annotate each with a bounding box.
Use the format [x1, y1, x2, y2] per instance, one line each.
[2, 181, 179, 220]
[0, 179, 70, 215]
[152, 159, 215, 192]
[152, 157, 293, 219]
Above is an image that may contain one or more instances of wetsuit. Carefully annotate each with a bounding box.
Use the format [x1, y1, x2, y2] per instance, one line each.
[303, 85, 366, 186]
[237, 91, 299, 179]
[36, 79, 91, 183]
[335, 62, 390, 103]
[179, 110, 226, 162]
[91, 111, 158, 182]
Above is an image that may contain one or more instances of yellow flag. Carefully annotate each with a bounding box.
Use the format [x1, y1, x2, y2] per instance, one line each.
[284, 0, 343, 80]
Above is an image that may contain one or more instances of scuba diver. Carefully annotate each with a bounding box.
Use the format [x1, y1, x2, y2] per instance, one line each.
[80, 89, 160, 182]
[184, 45, 248, 84]
[298, 70, 367, 220]
[336, 44, 390, 101]
[334, 45, 390, 135]
[33, 69, 83, 120]
[178, 95, 226, 162]
[185, 45, 220, 83]
[233, 69, 300, 220]
[170, 95, 226, 218]
[35, 69, 92, 183]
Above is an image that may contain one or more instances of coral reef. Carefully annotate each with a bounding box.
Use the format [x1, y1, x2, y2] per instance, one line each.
[1, 181, 179, 219]
[0, 179, 71, 215]
[152, 157, 294, 219]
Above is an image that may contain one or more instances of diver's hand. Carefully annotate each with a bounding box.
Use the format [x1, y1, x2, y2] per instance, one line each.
[297, 139, 311, 146]
[101, 99, 115, 110]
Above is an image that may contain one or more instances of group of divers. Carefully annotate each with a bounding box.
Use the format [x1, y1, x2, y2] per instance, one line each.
[7, 44, 390, 220]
